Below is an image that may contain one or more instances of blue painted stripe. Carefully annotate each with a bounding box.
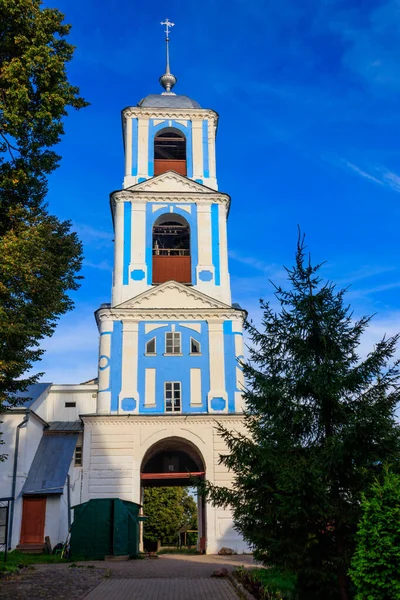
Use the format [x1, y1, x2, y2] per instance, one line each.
[211, 203, 220, 285]
[223, 320, 240, 412]
[110, 321, 123, 412]
[185, 121, 193, 178]
[132, 118, 138, 176]
[100, 331, 112, 336]
[123, 202, 131, 285]
[202, 120, 209, 178]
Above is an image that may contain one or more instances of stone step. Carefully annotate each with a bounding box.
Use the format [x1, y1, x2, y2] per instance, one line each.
[16, 543, 46, 554]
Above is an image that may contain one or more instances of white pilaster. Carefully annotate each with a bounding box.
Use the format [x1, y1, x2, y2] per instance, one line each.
[144, 368, 156, 406]
[192, 119, 203, 181]
[218, 204, 231, 305]
[119, 321, 139, 413]
[97, 318, 113, 414]
[207, 320, 228, 412]
[124, 116, 132, 177]
[137, 117, 149, 180]
[232, 318, 245, 412]
[112, 200, 125, 306]
[196, 204, 214, 288]
[190, 368, 202, 406]
[128, 199, 148, 296]
[208, 119, 218, 189]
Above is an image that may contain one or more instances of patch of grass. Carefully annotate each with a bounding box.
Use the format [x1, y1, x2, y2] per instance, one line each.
[0, 550, 67, 566]
[234, 566, 298, 600]
[0, 563, 21, 576]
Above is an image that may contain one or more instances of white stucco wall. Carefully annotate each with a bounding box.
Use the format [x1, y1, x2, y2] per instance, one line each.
[0, 411, 46, 548]
[42, 385, 97, 422]
[81, 414, 250, 554]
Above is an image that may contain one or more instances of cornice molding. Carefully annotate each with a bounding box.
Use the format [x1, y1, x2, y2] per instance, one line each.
[112, 193, 230, 210]
[81, 414, 245, 427]
[122, 107, 218, 124]
[96, 308, 245, 323]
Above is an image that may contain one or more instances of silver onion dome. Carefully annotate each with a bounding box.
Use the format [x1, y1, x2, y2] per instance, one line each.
[159, 71, 177, 94]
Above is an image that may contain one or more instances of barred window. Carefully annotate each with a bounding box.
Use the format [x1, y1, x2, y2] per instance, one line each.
[165, 382, 181, 413]
[165, 332, 181, 354]
[74, 446, 83, 467]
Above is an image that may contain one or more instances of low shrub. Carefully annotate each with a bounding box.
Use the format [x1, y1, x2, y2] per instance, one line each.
[234, 566, 298, 600]
[349, 467, 400, 599]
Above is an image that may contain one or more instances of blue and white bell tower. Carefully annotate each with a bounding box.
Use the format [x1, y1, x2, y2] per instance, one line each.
[95, 21, 245, 418]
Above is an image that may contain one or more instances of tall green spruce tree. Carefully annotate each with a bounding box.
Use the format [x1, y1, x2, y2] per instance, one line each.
[205, 236, 400, 600]
[0, 0, 87, 417]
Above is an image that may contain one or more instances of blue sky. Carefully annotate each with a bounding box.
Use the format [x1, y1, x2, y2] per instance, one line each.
[36, 0, 400, 383]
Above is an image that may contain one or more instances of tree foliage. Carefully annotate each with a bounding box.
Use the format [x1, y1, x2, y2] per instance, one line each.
[0, 0, 88, 407]
[203, 236, 400, 600]
[349, 467, 400, 599]
[143, 487, 197, 545]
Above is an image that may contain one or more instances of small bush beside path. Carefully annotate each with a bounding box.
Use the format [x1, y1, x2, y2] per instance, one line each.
[234, 566, 298, 600]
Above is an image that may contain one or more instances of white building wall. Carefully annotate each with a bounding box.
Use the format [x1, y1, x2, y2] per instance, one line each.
[44, 386, 97, 422]
[0, 411, 46, 548]
[81, 415, 250, 554]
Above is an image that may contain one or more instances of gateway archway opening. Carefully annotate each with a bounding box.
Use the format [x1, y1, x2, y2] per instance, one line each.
[140, 437, 206, 553]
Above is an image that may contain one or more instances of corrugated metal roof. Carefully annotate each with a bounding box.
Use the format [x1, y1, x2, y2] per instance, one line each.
[137, 94, 201, 108]
[46, 421, 83, 432]
[5, 382, 52, 408]
[22, 434, 78, 495]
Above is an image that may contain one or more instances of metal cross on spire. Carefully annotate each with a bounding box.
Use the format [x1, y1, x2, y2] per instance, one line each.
[161, 18, 175, 39]
[159, 18, 177, 94]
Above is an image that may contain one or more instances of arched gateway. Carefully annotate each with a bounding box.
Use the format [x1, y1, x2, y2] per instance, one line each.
[140, 437, 206, 552]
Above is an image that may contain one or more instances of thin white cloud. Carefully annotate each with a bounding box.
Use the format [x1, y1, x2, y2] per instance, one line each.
[29, 305, 99, 384]
[74, 223, 113, 248]
[335, 265, 397, 286]
[347, 280, 400, 299]
[343, 161, 384, 186]
[341, 160, 400, 194]
[84, 259, 113, 271]
[229, 250, 283, 276]
[379, 169, 400, 193]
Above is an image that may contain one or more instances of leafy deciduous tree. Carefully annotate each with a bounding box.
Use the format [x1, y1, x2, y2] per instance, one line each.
[0, 0, 88, 414]
[143, 487, 197, 546]
[203, 235, 400, 600]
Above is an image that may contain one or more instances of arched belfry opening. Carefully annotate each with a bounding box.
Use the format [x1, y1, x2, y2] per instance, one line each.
[140, 437, 206, 553]
[154, 128, 187, 176]
[152, 213, 191, 284]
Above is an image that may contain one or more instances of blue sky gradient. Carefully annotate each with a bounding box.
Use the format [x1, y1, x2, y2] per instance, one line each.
[36, 0, 400, 382]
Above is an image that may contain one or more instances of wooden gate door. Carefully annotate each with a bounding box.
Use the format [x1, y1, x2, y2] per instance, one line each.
[20, 496, 46, 544]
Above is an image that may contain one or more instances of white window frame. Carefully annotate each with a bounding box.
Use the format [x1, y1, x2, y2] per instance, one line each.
[145, 337, 156, 355]
[190, 337, 201, 355]
[74, 445, 83, 467]
[165, 381, 181, 413]
[165, 331, 181, 355]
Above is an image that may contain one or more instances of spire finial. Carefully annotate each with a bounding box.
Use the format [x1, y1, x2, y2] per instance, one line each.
[159, 18, 177, 94]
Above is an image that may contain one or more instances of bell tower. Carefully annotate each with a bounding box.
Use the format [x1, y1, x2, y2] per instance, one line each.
[95, 20, 245, 418]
